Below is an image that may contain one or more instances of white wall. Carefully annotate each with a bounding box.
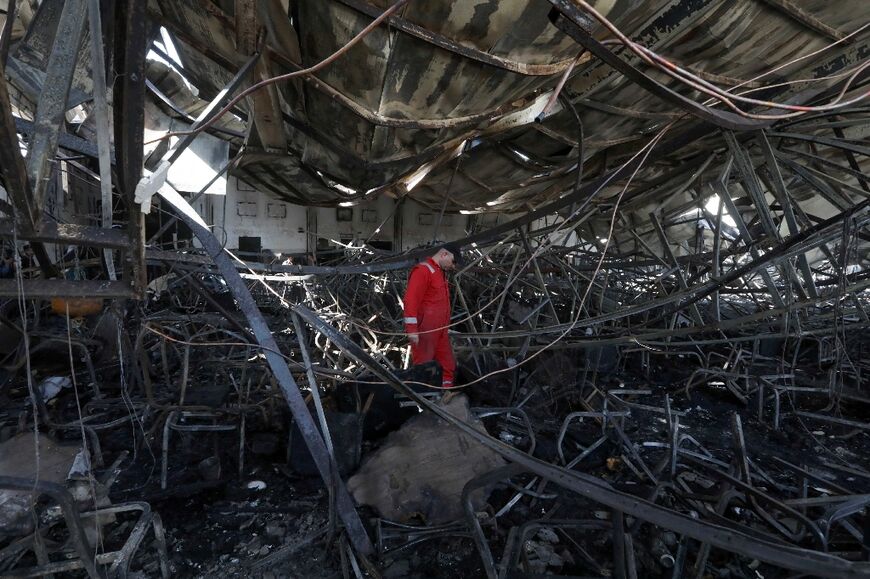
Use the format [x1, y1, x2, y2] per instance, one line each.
[397, 199, 469, 251]
[200, 177, 308, 254]
[195, 177, 470, 255]
[312, 194, 396, 250]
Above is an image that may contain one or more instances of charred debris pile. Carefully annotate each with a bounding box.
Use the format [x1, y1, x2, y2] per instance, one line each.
[1, 235, 868, 579]
[1, 0, 869, 577]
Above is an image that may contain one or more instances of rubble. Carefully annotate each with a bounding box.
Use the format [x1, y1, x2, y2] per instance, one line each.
[0, 0, 869, 578]
[0, 270, 867, 579]
[0, 434, 80, 535]
[348, 393, 507, 524]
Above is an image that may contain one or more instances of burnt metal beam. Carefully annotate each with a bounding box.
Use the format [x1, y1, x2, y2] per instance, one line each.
[830, 123, 870, 193]
[113, 0, 148, 296]
[756, 131, 819, 298]
[294, 306, 870, 578]
[757, 0, 847, 42]
[0, 59, 38, 228]
[13, 116, 108, 161]
[164, 50, 260, 165]
[547, 0, 770, 131]
[459, 202, 870, 340]
[0, 279, 135, 298]
[0, 0, 15, 64]
[519, 228, 561, 324]
[712, 172, 786, 307]
[148, 151, 241, 246]
[766, 132, 870, 158]
[291, 312, 340, 540]
[725, 131, 810, 301]
[711, 193, 724, 321]
[649, 213, 705, 326]
[25, 0, 88, 218]
[0, 60, 59, 278]
[87, 0, 117, 280]
[145, 77, 246, 140]
[658, 196, 870, 323]
[0, 219, 131, 249]
[155, 186, 374, 555]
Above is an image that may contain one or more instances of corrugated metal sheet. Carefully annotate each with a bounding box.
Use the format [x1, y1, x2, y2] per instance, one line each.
[137, 0, 867, 250]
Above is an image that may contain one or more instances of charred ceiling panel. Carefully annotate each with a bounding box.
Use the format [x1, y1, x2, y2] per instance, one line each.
[143, 0, 588, 205]
[233, 151, 362, 206]
[136, 0, 869, 254]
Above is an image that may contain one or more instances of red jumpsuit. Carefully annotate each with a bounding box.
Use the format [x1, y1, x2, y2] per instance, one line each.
[403, 258, 455, 388]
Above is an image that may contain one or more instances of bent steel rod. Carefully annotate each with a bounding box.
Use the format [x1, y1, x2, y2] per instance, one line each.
[294, 305, 870, 579]
[156, 187, 374, 555]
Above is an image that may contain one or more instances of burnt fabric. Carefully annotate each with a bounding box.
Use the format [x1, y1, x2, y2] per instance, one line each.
[403, 257, 455, 387]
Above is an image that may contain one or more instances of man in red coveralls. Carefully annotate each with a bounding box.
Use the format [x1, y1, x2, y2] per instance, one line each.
[403, 246, 457, 389]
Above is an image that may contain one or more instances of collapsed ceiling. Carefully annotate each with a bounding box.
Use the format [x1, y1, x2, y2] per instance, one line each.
[146, 0, 868, 232]
[139, 0, 870, 268]
[10, 0, 868, 227]
[1, 1, 870, 578]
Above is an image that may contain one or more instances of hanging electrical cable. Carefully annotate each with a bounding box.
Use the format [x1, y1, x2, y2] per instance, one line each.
[548, 0, 870, 123]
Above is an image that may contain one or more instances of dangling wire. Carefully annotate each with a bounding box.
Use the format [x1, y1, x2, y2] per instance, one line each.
[11, 216, 41, 489]
[432, 141, 467, 244]
[65, 303, 104, 557]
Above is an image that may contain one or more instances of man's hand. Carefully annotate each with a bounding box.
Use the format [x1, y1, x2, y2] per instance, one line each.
[408, 333, 419, 345]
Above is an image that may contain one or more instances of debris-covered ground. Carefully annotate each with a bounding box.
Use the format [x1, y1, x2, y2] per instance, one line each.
[3, 0, 870, 577]
[1, 273, 868, 578]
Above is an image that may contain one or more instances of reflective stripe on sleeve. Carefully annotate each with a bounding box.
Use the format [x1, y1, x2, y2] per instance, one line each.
[404, 317, 418, 324]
